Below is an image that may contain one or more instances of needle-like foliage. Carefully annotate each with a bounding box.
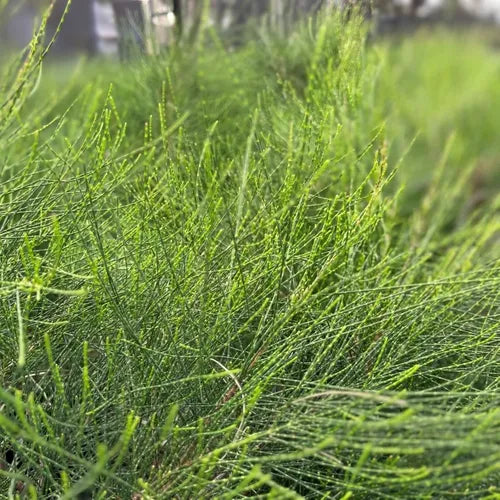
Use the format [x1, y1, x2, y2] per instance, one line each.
[0, 10, 498, 499]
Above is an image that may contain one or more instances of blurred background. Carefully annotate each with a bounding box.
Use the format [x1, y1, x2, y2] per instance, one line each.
[2, 0, 500, 57]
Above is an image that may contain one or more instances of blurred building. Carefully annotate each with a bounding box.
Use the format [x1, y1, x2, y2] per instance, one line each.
[0, 0, 175, 56]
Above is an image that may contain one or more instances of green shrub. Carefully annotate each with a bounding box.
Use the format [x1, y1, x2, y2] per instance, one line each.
[0, 10, 498, 499]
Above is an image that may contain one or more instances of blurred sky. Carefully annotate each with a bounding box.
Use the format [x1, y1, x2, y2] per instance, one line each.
[461, 0, 500, 21]
[396, 0, 500, 19]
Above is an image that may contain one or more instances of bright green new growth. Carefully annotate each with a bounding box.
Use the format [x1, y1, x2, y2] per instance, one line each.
[0, 11, 499, 499]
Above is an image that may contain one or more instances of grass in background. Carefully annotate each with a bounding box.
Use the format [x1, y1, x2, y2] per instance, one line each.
[377, 29, 500, 216]
[0, 11, 499, 499]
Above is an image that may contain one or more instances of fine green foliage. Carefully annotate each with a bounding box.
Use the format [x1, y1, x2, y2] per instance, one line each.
[0, 12, 499, 499]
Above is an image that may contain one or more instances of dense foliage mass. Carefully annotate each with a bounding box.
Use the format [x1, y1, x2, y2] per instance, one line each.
[0, 11, 499, 499]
